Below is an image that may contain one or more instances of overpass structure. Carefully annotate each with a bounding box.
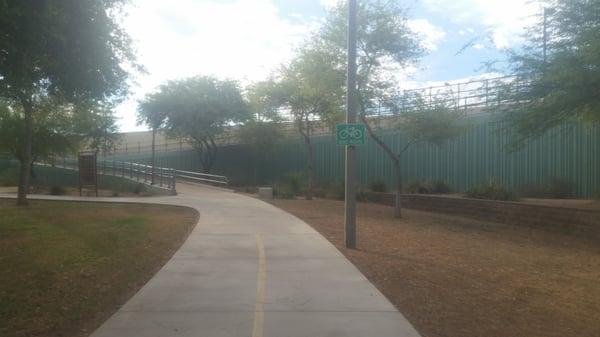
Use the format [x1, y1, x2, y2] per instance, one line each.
[105, 75, 523, 157]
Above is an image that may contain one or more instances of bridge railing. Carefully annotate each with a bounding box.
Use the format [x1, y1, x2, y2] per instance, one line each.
[373, 75, 529, 116]
[101, 74, 530, 155]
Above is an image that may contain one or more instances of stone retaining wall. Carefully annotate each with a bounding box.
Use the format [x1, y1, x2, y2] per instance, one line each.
[368, 193, 600, 235]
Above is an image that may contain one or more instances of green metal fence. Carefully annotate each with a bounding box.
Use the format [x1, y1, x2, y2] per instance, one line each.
[106, 113, 600, 198]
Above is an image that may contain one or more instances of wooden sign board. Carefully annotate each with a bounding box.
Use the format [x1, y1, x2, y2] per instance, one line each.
[78, 151, 98, 196]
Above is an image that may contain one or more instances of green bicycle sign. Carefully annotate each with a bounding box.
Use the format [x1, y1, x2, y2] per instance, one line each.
[336, 123, 365, 146]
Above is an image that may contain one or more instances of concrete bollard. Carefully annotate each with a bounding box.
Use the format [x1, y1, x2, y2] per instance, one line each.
[258, 187, 273, 200]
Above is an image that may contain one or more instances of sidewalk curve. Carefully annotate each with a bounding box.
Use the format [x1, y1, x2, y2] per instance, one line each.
[3, 183, 421, 337]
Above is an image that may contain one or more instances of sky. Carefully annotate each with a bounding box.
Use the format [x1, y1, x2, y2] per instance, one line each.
[116, 0, 542, 132]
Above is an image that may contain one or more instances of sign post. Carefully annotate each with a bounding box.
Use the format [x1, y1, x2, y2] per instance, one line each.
[78, 151, 98, 197]
[345, 0, 358, 249]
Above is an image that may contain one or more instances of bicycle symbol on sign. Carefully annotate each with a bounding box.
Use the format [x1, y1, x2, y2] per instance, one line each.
[336, 123, 366, 146]
[338, 126, 363, 140]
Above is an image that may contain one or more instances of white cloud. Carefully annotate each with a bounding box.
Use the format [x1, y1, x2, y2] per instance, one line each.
[400, 72, 504, 91]
[116, 0, 314, 131]
[408, 19, 446, 51]
[423, 0, 540, 49]
[473, 43, 485, 50]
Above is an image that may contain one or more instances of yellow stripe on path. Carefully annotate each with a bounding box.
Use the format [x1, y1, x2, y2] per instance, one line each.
[253, 234, 266, 337]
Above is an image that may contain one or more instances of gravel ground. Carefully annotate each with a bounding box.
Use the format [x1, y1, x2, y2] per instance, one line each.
[271, 198, 600, 337]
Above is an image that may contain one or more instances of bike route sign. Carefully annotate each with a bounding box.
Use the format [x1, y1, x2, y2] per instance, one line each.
[336, 123, 365, 146]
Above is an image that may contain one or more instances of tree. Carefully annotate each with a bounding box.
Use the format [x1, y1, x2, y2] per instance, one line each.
[316, 0, 424, 216]
[149, 76, 250, 173]
[0, 0, 136, 205]
[0, 99, 119, 176]
[137, 96, 167, 184]
[238, 82, 286, 185]
[238, 120, 285, 185]
[502, 0, 600, 143]
[271, 47, 345, 199]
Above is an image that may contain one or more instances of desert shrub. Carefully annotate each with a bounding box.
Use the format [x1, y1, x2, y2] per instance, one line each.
[518, 183, 546, 198]
[519, 177, 573, 199]
[0, 167, 19, 186]
[324, 180, 345, 200]
[49, 185, 66, 196]
[133, 183, 146, 195]
[406, 181, 432, 194]
[355, 186, 371, 202]
[431, 180, 453, 194]
[466, 179, 518, 201]
[369, 180, 388, 193]
[273, 172, 306, 199]
[312, 186, 327, 198]
[545, 177, 573, 199]
[273, 185, 295, 199]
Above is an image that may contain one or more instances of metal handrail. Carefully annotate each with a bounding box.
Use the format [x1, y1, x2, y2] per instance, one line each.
[173, 169, 229, 185]
[43, 157, 178, 194]
[45, 156, 228, 189]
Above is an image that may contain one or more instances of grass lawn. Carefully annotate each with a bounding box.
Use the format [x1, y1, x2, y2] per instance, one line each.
[0, 199, 198, 337]
[271, 199, 600, 337]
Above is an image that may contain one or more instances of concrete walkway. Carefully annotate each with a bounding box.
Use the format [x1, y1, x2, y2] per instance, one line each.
[3, 183, 420, 337]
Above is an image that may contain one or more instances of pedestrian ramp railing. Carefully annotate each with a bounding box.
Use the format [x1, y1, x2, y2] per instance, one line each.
[43, 158, 229, 195]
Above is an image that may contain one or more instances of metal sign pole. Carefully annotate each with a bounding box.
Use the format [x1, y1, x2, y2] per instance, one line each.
[345, 0, 358, 249]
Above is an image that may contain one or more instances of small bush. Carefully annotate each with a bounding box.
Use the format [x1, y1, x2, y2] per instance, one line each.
[356, 186, 371, 202]
[369, 180, 388, 193]
[406, 181, 432, 194]
[466, 179, 518, 201]
[545, 177, 572, 199]
[273, 185, 295, 199]
[519, 177, 573, 199]
[133, 183, 146, 195]
[324, 180, 345, 200]
[431, 180, 453, 194]
[49, 185, 66, 196]
[518, 183, 546, 198]
[0, 167, 19, 186]
[273, 172, 307, 199]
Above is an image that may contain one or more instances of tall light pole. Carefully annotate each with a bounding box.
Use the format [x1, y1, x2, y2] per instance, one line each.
[345, 0, 358, 249]
[542, 7, 555, 67]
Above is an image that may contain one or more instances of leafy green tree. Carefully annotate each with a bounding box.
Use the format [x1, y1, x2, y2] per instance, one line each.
[137, 97, 168, 184]
[246, 80, 284, 122]
[0, 0, 136, 205]
[316, 0, 425, 216]
[239, 82, 287, 185]
[271, 47, 345, 199]
[148, 76, 250, 173]
[238, 120, 285, 185]
[0, 99, 119, 177]
[502, 0, 600, 143]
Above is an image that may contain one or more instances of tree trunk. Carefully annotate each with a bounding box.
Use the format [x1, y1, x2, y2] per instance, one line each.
[359, 114, 403, 218]
[17, 100, 33, 206]
[253, 157, 258, 186]
[151, 128, 156, 185]
[393, 159, 402, 218]
[305, 136, 314, 200]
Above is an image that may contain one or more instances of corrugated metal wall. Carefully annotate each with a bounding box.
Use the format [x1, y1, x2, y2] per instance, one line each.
[105, 114, 600, 198]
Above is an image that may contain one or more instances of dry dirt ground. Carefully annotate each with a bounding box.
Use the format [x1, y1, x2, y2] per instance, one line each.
[270, 198, 600, 337]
